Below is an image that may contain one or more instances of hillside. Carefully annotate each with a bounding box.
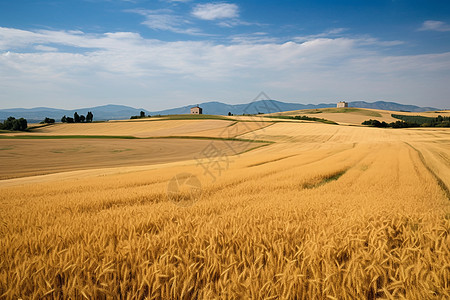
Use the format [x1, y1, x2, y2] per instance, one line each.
[270, 107, 450, 125]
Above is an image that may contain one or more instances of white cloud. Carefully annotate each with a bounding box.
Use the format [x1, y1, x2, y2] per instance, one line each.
[357, 37, 404, 47]
[228, 32, 279, 44]
[0, 27, 449, 109]
[192, 3, 238, 20]
[217, 19, 255, 28]
[142, 13, 187, 31]
[0, 27, 147, 51]
[293, 28, 348, 42]
[126, 9, 205, 35]
[294, 29, 404, 49]
[34, 45, 58, 52]
[419, 20, 450, 32]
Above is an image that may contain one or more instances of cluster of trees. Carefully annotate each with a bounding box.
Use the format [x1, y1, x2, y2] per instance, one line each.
[41, 117, 55, 124]
[0, 117, 27, 131]
[130, 111, 149, 119]
[362, 115, 450, 128]
[61, 111, 93, 123]
[362, 119, 415, 128]
[391, 114, 450, 127]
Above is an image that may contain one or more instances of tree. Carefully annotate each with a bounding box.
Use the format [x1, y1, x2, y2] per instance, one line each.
[74, 112, 80, 123]
[228, 112, 232, 116]
[66, 117, 74, 123]
[362, 119, 388, 128]
[3, 117, 15, 130]
[61, 115, 67, 123]
[44, 117, 55, 124]
[1, 117, 27, 131]
[80, 115, 86, 123]
[131, 111, 148, 119]
[17, 118, 27, 131]
[86, 111, 93, 122]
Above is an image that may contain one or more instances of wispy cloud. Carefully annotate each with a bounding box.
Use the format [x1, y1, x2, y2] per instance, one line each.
[126, 9, 205, 35]
[192, 3, 238, 20]
[34, 45, 58, 52]
[357, 37, 404, 47]
[293, 29, 403, 49]
[217, 19, 256, 28]
[419, 20, 450, 32]
[0, 27, 145, 51]
[191, 3, 255, 28]
[163, 0, 191, 2]
[293, 28, 348, 42]
[228, 32, 279, 44]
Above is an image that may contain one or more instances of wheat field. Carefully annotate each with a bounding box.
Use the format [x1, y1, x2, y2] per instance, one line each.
[0, 119, 449, 299]
[25, 119, 232, 137]
[270, 107, 450, 125]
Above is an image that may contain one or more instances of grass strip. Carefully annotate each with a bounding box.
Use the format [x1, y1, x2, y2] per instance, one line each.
[0, 135, 139, 139]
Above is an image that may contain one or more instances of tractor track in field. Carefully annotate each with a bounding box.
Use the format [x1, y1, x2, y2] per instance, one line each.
[405, 142, 450, 200]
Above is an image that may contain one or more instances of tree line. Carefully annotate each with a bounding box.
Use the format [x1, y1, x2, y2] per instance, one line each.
[0, 117, 28, 131]
[0, 111, 95, 132]
[362, 114, 450, 128]
[391, 114, 450, 127]
[61, 111, 93, 123]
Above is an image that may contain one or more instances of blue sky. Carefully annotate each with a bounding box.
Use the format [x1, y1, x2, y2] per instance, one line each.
[1, 0, 449, 109]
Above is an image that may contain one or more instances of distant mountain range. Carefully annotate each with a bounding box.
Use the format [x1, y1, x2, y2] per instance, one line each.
[0, 101, 441, 122]
[147, 100, 440, 116]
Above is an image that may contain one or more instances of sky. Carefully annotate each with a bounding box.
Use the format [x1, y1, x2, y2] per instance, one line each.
[0, 0, 450, 110]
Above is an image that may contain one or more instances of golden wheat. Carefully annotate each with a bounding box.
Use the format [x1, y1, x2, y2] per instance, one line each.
[22, 118, 272, 139]
[270, 107, 450, 125]
[0, 121, 448, 299]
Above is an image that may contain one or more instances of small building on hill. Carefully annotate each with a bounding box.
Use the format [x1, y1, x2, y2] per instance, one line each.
[337, 101, 348, 108]
[190, 105, 203, 114]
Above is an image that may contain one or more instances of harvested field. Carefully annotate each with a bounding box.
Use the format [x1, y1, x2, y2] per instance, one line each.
[0, 138, 263, 179]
